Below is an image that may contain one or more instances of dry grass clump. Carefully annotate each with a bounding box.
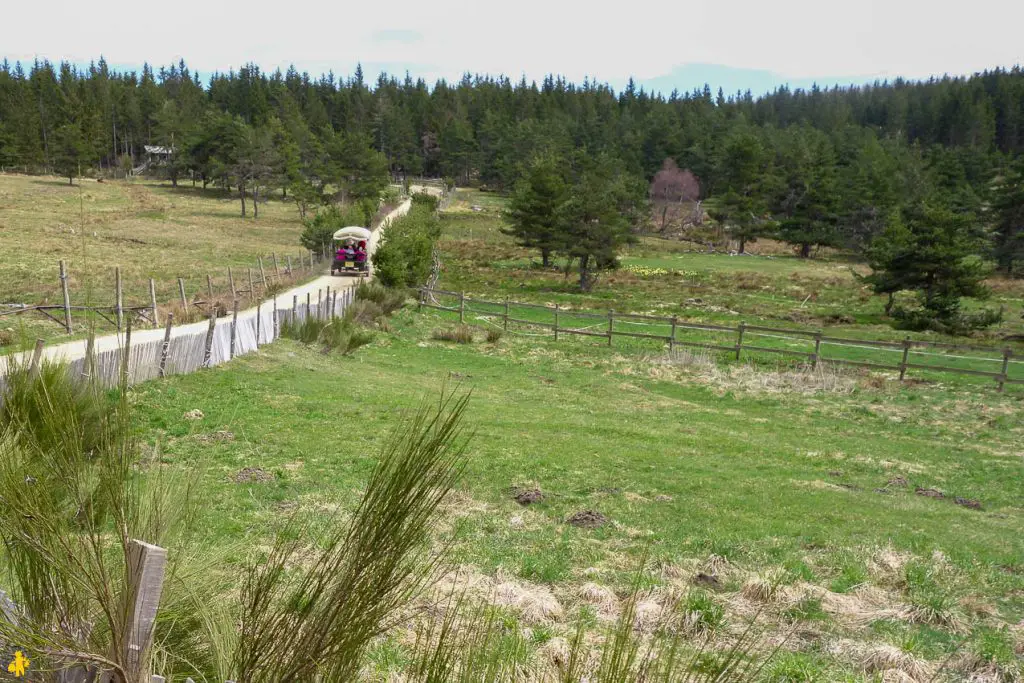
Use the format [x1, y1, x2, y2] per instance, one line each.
[826, 639, 933, 682]
[433, 325, 475, 344]
[649, 350, 859, 395]
[576, 582, 620, 620]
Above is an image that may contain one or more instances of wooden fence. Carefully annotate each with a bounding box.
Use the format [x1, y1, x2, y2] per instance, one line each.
[1, 251, 328, 338]
[418, 288, 1022, 392]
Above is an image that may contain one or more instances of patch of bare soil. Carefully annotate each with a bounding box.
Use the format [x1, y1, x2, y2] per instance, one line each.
[887, 476, 909, 487]
[512, 486, 544, 505]
[233, 467, 274, 484]
[914, 486, 944, 499]
[954, 497, 982, 510]
[567, 510, 607, 529]
[195, 430, 235, 444]
[692, 572, 724, 591]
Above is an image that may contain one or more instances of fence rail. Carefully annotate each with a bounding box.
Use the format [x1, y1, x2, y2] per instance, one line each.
[1, 251, 330, 341]
[417, 288, 1022, 392]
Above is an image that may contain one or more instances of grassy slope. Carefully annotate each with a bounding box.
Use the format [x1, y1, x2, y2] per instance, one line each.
[439, 190, 1024, 346]
[0, 174, 306, 342]
[132, 308, 1023, 676]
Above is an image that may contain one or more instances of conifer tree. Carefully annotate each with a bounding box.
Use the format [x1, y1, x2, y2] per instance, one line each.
[502, 154, 567, 267]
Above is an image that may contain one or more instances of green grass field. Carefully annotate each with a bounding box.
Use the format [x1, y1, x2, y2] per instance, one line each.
[131, 307, 1023, 680]
[438, 190, 1024, 348]
[0, 174, 308, 346]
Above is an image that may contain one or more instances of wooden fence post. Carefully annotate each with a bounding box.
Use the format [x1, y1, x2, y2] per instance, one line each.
[318, 289, 323, 320]
[418, 288, 424, 311]
[997, 348, 1011, 392]
[459, 292, 465, 323]
[899, 338, 911, 381]
[149, 278, 159, 328]
[83, 332, 95, 381]
[309, 250, 314, 270]
[735, 322, 746, 360]
[812, 332, 822, 369]
[325, 286, 331, 318]
[177, 277, 188, 317]
[554, 304, 559, 341]
[228, 267, 236, 300]
[272, 252, 281, 281]
[286, 254, 293, 275]
[158, 314, 174, 378]
[206, 274, 214, 303]
[256, 299, 262, 347]
[259, 257, 268, 290]
[115, 267, 124, 331]
[607, 309, 614, 347]
[669, 316, 677, 352]
[306, 292, 311, 319]
[202, 312, 216, 368]
[332, 291, 338, 319]
[292, 294, 298, 323]
[120, 318, 133, 387]
[28, 339, 44, 379]
[121, 540, 168, 682]
[59, 260, 72, 334]
[230, 300, 239, 358]
[504, 296, 509, 331]
[272, 296, 278, 339]
[248, 268, 256, 303]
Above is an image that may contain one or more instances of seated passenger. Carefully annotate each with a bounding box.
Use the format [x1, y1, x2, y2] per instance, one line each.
[355, 241, 367, 262]
[343, 244, 356, 259]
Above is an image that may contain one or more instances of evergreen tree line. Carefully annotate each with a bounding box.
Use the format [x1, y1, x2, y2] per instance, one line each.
[0, 57, 1022, 327]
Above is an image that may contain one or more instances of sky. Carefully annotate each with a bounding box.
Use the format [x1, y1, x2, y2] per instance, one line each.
[3, 0, 1023, 96]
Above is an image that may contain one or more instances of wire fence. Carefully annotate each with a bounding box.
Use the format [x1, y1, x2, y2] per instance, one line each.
[418, 288, 1023, 392]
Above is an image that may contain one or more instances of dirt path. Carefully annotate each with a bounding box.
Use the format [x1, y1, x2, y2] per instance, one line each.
[0, 193, 421, 373]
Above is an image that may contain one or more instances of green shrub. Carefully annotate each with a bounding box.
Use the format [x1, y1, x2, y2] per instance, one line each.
[485, 329, 503, 344]
[355, 282, 407, 315]
[280, 316, 374, 355]
[432, 326, 474, 344]
[299, 204, 367, 254]
[372, 203, 441, 288]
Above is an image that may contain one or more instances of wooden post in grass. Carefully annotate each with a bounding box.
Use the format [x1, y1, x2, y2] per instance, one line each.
[332, 291, 338, 319]
[120, 318, 132, 387]
[812, 332, 822, 370]
[258, 257, 267, 290]
[418, 288, 423, 311]
[202, 312, 216, 368]
[607, 309, 614, 346]
[230, 300, 238, 358]
[228, 267, 236, 300]
[255, 299, 262, 347]
[306, 292, 311, 320]
[325, 285, 331, 319]
[669, 316, 677, 352]
[735, 322, 746, 360]
[121, 540, 168, 682]
[149, 278, 159, 328]
[997, 348, 1011, 392]
[899, 338, 911, 381]
[177, 277, 188, 317]
[286, 255, 292, 275]
[158, 314, 173, 378]
[248, 268, 255, 303]
[317, 289, 323, 320]
[59, 260, 72, 334]
[292, 294, 298, 323]
[28, 339, 44, 379]
[459, 292, 465, 323]
[554, 304, 559, 341]
[504, 296, 509, 331]
[272, 295, 279, 339]
[272, 252, 281, 280]
[115, 267, 124, 331]
[83, 331, 95, 381]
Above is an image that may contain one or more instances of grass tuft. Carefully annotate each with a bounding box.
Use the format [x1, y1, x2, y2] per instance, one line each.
[433, 325, 475, 344]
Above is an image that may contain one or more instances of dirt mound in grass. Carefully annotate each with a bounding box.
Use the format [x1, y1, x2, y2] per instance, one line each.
[567, 510, 607, 529]
[233, 467, 273, 484]
[513, 487, 545, 505]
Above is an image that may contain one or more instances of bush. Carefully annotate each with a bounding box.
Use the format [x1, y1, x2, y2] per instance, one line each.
[432, 326, 474, 344]
[372, 203, 441, 288]
[485, 329, 503, 344]
[344, 299, 386, 328]
[355, 282, 407, 315]
[893, 305, 1003, 334]
[280, 316, 374, 355]
[299, 204, 367, 254]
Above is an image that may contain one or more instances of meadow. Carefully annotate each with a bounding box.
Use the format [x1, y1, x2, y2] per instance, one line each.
[0, 174, 307, 345]
[130, 305, 1023, 680]
[438, 190, 1024, 346]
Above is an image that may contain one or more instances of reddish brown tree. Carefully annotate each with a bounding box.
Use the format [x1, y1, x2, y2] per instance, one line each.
[649, 159, 700, 231]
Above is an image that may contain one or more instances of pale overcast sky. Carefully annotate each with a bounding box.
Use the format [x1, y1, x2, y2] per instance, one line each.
[2, 0, 1022, 95]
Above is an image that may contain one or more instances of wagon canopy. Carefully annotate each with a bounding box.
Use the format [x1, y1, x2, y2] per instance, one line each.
[333, 226, 371, 241]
